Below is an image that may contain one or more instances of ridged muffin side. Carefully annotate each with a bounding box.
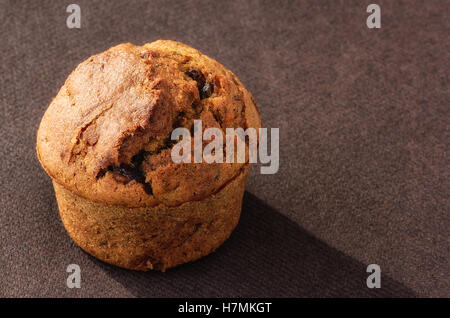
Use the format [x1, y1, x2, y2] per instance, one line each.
[54, 166, 249, 271]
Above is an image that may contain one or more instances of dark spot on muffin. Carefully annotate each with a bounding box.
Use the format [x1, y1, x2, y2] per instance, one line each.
[107, 150, 153, 195]
[142, 183, 153, 195]
[130, 150, 148, 167]
[109, 165, 142, 183]
[185, 69, 214, 99]
[200, 82, 214, 99]
[160, 137, 178, 152]
[185, 69, 205, 87]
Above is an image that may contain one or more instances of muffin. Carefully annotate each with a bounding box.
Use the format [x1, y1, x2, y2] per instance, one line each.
[36, 40, 262, 271]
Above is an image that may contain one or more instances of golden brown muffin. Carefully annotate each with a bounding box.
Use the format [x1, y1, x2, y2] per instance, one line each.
[36, 40, 262, 271]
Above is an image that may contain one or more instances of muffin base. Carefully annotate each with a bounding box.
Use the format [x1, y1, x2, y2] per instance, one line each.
[53, 166, 249, 271]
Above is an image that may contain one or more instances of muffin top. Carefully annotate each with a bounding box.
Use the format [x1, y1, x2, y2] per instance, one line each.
[37, 40, 261, 207]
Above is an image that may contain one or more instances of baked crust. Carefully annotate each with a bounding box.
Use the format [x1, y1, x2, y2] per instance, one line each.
[37, 40, 262, 207]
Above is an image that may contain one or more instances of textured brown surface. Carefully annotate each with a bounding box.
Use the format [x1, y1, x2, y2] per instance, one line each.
[1, 0, 449, 297]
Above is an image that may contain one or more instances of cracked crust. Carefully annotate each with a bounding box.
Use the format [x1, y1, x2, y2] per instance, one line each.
[37, 40, 262, 207]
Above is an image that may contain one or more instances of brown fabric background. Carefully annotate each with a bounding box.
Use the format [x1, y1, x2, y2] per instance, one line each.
[1, 0, 448, 297]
